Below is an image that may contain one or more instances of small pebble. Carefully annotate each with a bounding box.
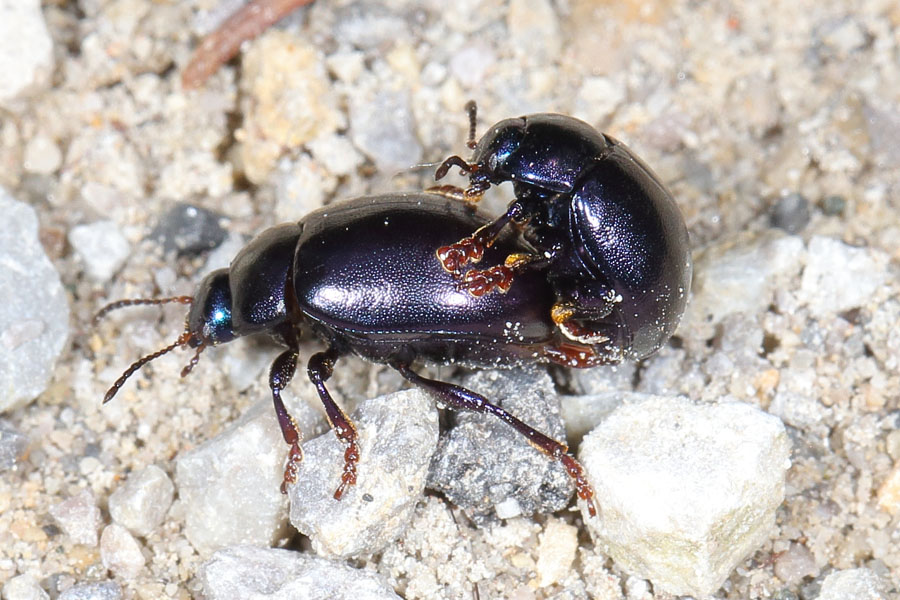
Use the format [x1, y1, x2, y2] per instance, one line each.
[289, 389, 438, 558]
[99, 524, 145, 578]
[2, 573, 49, 600]
[68, 221, 131, 282]
[49, 489, 101, 547]
[579, 396, 791, 597]
[108, 464, 174, 537]
[23, 135, 62, 175]
[149, 203, 227, 256]
[200, 546, 402, 599]
[333, 3, 408, 49]
[57, 581, 121, 600]
[816, 568, 888, 600]
[774, 543, 818, 584]
[0, 190, 69, 412]
[820, 194, 846, 216]
[535, 519, 578, 588]
[771, 193, 811, 233]
[0, 0, 53, 107]
[0, 419, 29, 471]
[349, 90, 423, 173]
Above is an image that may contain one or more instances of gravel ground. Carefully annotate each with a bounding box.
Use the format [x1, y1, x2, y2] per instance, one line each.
[2, 0, 900, 599]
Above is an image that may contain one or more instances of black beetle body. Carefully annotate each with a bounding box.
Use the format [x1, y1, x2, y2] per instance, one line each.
[434, 109, 692, 363]
[99, 193, 599, 515]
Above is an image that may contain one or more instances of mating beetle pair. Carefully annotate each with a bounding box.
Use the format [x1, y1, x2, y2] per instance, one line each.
[98, 108, 691, 518]
[431, 102, 691, 364]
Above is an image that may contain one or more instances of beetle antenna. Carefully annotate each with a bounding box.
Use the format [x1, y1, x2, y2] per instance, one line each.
[103, 331, 193, 403]
[181, 343, 206, 377]
[465, 100, 478, 149]
[94, 296, 194, 324]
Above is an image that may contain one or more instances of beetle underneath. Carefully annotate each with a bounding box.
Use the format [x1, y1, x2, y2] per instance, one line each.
[98, 193, 604, 516]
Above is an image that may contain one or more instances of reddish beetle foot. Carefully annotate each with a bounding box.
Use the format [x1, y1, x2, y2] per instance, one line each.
[280, 442, 303, 494]
[437, 235, 485, 275]
[459, 265, 515, 296]
[332, 438, 360, 500]
[559, 453, 597, 517]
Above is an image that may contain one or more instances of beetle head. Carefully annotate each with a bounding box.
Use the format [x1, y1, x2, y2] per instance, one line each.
[470, 117, 527, 185]
[95, 268, 236, 403]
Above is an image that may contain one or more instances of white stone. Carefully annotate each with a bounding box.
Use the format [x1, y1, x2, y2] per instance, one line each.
[68, 221, 131, 282]
[816, 568, 889, 600]
[49, 489, 102, 546]
[23, 135, 62, 175]
[108, 464, 174, 537]
[175, 399, 304, 555]
[579, 395, 790, 597]
[100, 524, 145, 579]
[799, 236, 889, 318]
[0, 190, 69, 412]
[0, 0, 53, 108]
[2, 574, 49, 600]
[535, 519, 578, 588]
[289, 390, 439, 558]
[200, 546, 401, 599]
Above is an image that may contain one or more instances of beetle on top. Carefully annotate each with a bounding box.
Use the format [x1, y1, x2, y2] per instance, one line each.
[431, 102, 692, 366]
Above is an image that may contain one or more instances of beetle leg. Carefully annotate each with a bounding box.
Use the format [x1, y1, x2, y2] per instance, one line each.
[307, 347, 360, 500]
[434, 155, 475, 180]
[550, 288, 625, 347]
[269, 347, 304, 494]
[425, 184, 470, 202]
[392, 362, 597, 517]
[436, 202, 523, 275]
[543, 340, 622, 369]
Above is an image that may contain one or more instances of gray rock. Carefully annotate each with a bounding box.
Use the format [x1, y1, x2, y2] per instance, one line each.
[289, 390, 438, 558]
[200, 546, 401, 599]
[771, 193, 811, 233]
[349, 91, 423, 173]
[57, 582, 121, 600]
[99, 524, 145, 578]
[149, 203, 227, 256]
[68, 221, 131, 282]
[108, 464, 174, 537]
[816, 568, 889, 600]
[175, 399, 313, 555]
[579, 395, 791, 597]
[0, 419, 29, 471]
[427, 367, 573, 522]
[49, 489, 101, 547]
[0, 189, 69, 413]
[2, 574, 48, 600]
[0, 0, 53, 108]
